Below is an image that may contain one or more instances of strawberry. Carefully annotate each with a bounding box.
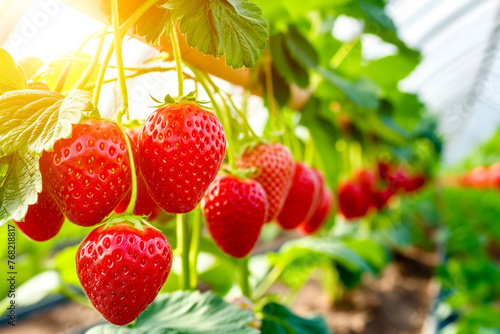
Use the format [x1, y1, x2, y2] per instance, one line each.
[463, 166, 489, 188]
[488, 163, 500, 188]
[202, 174, 268, 258]
[40, 119, 132, 227]
[276, 163, 321, 230]
[298, 186, 333, 235]
[14, 188, 65, 242]
[338, 180, 369, 220]
[115, 128, 161, 220]
[371, 187, 394, 210]
[138, 103, 226, 214]
[401, 175, 426, 192]
[237, 143, 295, 222]
[76, 223, 173, 325]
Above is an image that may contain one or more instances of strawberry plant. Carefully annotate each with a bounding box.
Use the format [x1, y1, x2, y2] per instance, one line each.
[0, 0, 465, 333]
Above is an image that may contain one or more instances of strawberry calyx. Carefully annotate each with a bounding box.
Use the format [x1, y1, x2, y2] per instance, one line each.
[101, 212, 153, 231]
[149, 91, 211, 109]
[221, 166, 260, 179]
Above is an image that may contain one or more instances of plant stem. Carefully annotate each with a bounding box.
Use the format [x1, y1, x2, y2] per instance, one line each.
[330, 39, 358, 69]
[111, 0, 138, 214]
[189, 208, 202, 290]
[54, 28, 101, 93]
[75, 25, 108, 90]
[92, 42, 115, 107]
[92, 0, 161, 106]
[253, 265, 283, 300]
[170, 27, 184, 96]
[176, 214, 191, 290]
[238, 256, 251, 298]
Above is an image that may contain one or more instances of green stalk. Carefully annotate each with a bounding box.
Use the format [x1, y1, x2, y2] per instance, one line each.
[74, 25, 108, 90]
[54, 28, 101, 92]
[176, 214, 191, 290]
[253, 265, 283, 300]
[92, 42, 115, 107]
[93, 0, 161, 106]
[111, 0, 138, 214]
[189, 208, 202, 289]
[238, 256, 251, 298]
[170, 27, 184, 96]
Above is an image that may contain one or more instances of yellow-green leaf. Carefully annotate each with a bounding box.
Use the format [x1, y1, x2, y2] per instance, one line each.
[0, 48, 27, 93]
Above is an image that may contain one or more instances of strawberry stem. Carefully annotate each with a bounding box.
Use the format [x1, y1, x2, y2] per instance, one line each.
[110, 0, 138, 215]
[93, 0, 162, 107]
[238, 256, 251, 298]
[176, 214, 191, 290]
[170, 27, 184, 97]
[189, 208, 202, 290]
[54, 28, 101, 93]
[74, 25, 108, 91]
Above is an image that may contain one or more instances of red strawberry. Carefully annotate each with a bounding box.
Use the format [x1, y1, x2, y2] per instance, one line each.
[356, 169, 376, 193]
[488, 163, 500, 188]
[14, 188, 65, 241]
[463, 166, 489, 188]
[237, 143, 295, 222]
[298, 186, 333, 235]
[338, 181, 369, 220]
[115, 128, 161, 220]
[401, 175, 426, 192]
[202, 174, 268, 258]
[40, 119, 132, 227]
[139, 103, 226, 214]
[76, 223, 173, 325]
[371, 187, 394, 210]
[277, 163, 321, 230]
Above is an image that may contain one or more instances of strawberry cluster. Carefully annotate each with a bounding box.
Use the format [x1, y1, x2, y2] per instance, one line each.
[461, 163, 500, 188]
[13, 102, 227, 325]
[338, 162, 426, 220]
[201, 143, 334, 259]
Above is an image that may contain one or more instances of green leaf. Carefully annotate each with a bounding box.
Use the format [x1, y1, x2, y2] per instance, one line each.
[261, 302, 331, 334]
[270, 33, 310, 88]
[18, 56, 44, 80]
[318, 67, 381, 109]
[167, 0, 268, 69]
[281, 237, 374, 273]
[0, 48, 27, 93]
[359, 0, 396, 32]
[32, 53, 96, 92]
[134, 4, 172, 46]
[0, 89, 92, 156]
[0, 152, 42, 226]
[284, 26, 319, 69]
[86, 291, 259, 334]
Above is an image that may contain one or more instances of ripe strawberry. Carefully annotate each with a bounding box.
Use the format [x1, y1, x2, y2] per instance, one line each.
[202, 174, 268, 258]
[371, 187, 394, 210]
[237, 143, 295, 222]
[40, 119, 132, 227]
[277, 163, 321, 230]
[115, 128, 161, 220]
[14, 188, 64, 241]
[139, 103, 226, 214]
[338, 180, 369, 220]
[463, 166, 489, 188]
[488, 163, 500, 188]
[76, 223, 173, 325]
[298, 186, 333, 235]
[401, 175, 426, 192]
[356, 169, 376, 194]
